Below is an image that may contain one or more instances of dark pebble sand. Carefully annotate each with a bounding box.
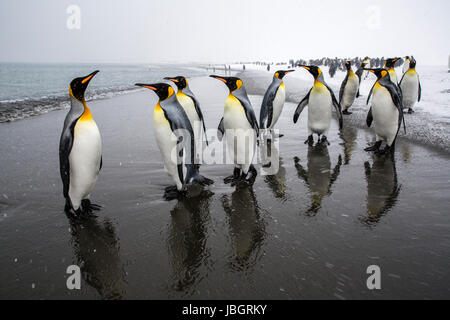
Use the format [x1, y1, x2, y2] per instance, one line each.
[0, 76, 449, 299]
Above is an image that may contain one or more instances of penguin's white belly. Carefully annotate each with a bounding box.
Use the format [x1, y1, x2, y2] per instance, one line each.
[308, 85, 332, 135]
[400, 73, 419, 109]
[223, 95, 256, 172]
[389, 70, 398, 84]
[402, 62, 409, 74]
[177, 93, 201, 137]
[69, 119, 102, 207]
[269, 84, 286, 129]
[342, 75, 359, 109]
[371, 86, 399, 146]
[153, 108, 184, 190]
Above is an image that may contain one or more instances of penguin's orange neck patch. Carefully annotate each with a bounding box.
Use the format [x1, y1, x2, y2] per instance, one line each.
[155, 103, 163, 112]
[79, 103, 93, 121]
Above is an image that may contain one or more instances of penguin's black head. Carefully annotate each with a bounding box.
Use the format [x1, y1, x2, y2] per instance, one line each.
[405, 56, 410, 60]
[275, 70, 295, 79]
[345, 61, 352, 71]
[135, 82, 175, 100]
[300, 65, 322, 79]
[409, 57, 417, 69]
[365, 68, 389, 80]
[164, 76, 187, 90]
[209, 75, 243, 92]
[385, 57, 400, 68]
[69, 70, 99, 102]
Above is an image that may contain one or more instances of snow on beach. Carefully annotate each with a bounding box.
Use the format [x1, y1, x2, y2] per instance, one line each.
[219, 62, 450, 153]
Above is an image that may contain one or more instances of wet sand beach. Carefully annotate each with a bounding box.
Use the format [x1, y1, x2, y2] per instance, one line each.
[0, 76, 450, 299]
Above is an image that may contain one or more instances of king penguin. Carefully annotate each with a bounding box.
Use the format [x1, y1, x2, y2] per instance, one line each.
[339, 61, 360, 115]
[293, 65, 343, 146]
[59, 70, 102, 217]
[135, 83, 213, 200]
[355, 61, 368, 98]
[399, 57, 421, 114]
[362, 57, 371, 80]
[259, 70, 294, 134]
[210, 75, 259, 185]
[364, 68, 406, 154]
[164, 76, 209, 162]
[402, 56, 411, 74]
[385, 58, 401, 84]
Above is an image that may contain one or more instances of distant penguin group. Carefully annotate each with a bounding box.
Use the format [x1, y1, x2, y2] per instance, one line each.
[60, 56, 422, 216]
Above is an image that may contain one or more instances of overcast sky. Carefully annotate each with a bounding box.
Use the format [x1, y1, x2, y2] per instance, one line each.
[1, 0, 448, 65]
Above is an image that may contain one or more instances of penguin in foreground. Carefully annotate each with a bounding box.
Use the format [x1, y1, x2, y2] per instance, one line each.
[339, 61, 360, 115]
[210, 75, 259, 185]
[293, 65, 343, 146]
[399, 57, 421, 114]
[364, 68, 406, 154]
[135, 83, 213, 200]
[59, 70, 102, 217]
[355, 61, 368, 98]
[259, 70, 295, 134]
[164, 76, 209, 161]
[402, 56, 411, 74]
[385, 58, 401, 84]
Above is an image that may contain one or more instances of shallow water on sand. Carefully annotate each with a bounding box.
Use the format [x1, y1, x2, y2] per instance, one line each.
[0, 77, 449, 299]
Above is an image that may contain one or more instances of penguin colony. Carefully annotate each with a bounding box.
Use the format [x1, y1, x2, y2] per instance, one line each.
[60, 57, 421, 216]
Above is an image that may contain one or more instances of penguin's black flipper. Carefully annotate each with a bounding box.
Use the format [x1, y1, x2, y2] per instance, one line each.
[217, 117, 225, 141]
[236, 95, 260, 137]
[366, 107, 373, 127]
[293, 90, 311, 124]
[382, 79, 406, 135]
[59, 114, 80, 198]
[418, 76, 422, 102]
[260, 81, 278, 129]
[339, 73, 349, 105]
[184, 90, 209, 145]
[326, 84, 343, 129]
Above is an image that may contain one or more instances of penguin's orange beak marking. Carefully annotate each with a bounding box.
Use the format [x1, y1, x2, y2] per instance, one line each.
[168, 79, 178, 83]
[216, 78, 227, 83]
[82, 74, 95, 84]
[301, 66, 310, 71]
[142, 85, 157, 91]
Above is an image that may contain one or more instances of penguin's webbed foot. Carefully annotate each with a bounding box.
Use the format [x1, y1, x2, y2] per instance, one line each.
[304, 135, 314, 146]
[224, 168, 241, 184]
[408, 108, 414, 114]
[364, 141, 382, 152]
[342, 110, 353, 115]
[194, 175, 214, 186]
[163, 188, 185, 201]
[165, 185, 178, 193]
[320, 136, 330, 145]
[81, 199, 102, 211]
[241, 165, 257, 185]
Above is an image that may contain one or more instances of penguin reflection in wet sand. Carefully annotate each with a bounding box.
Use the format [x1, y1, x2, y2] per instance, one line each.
[259, 70, 295, 135]
[210, 76, 259, 185]
[339, 61, 360, 115]
[59, 70, 102, 217]
[135, 83, 213, 200]
[164, 76, 209, 159]
[363, 153, 401, 226]
[293, 66, 343, 146]
[294, 144, 342, 215]
[365, 68, 406, 154]
[399, 57, 421, 114]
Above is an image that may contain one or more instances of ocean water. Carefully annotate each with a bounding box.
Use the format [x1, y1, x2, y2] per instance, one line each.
[0, 63, 207, 122]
